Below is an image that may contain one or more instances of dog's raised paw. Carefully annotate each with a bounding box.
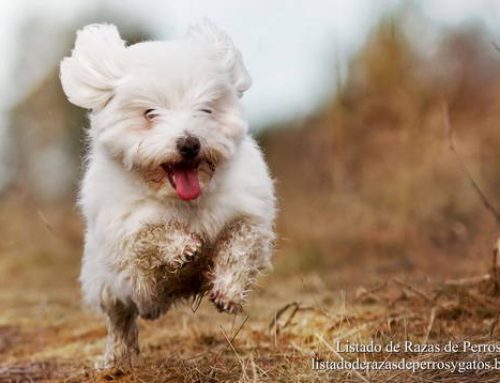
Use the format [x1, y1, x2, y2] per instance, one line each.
[170, 234, 203, 270]
[209, 289, 243, 314]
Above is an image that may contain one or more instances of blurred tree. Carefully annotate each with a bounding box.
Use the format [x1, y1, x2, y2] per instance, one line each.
[262, 11, 500, 264]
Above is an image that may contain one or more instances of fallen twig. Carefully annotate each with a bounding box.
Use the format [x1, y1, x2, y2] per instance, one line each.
[268, 302, 315, 331]
[354, 282, 389, 302]
[219, 325, 248, 381]
[489, 314, 500, 338]
[230, 315, 249, 344]
[444, 274, 491, 287]
[269, 302, 299, 330]
[422, 306, 437, 344]
[392, 278, 433, 304]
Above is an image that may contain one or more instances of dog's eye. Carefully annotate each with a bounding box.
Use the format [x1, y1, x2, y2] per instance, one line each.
[144, 109, 159, 121]
[200, 108, 213, 114]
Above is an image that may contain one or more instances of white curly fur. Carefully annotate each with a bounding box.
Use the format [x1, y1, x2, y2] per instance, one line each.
[60, 21, 276, 367]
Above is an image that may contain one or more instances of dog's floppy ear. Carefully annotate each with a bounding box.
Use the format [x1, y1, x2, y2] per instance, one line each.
[60, 24, 126, 110]
[187, 20, 252, 97]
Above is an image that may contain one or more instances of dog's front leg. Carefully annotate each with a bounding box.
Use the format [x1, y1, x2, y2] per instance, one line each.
[209, 219, 273, 314]
[130, 222, 203, 271]
[100, 286, 139, 368]
[125, 222, 203, 318]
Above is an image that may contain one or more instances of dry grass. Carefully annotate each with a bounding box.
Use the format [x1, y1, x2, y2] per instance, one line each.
[1, 218, 499, 382]
[1, 195, 499, 382]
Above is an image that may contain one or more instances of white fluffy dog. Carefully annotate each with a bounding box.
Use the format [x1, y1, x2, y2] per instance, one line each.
[59, 21, 276, 367]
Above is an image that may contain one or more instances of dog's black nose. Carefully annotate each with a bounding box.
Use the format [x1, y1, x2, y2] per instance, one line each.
[177, 136, 201, 159]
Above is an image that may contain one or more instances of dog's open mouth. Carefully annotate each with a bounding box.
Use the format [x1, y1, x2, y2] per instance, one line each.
[161, 162, 201, 201]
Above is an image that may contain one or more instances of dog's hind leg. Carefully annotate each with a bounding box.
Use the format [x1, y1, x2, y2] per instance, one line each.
[209, 219, 273, 314]
[100, 286, 139, 368]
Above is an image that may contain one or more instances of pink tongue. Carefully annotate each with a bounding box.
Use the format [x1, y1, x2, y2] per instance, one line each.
[172, 166, 201, 201]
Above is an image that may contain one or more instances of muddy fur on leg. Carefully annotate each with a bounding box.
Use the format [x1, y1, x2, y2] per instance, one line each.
[209, 219, 273, 314]
[100, 287, 139, 368]
[118, 222, 209, 319]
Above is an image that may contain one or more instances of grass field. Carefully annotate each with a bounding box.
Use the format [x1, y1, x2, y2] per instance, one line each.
[1, 196, 500, 383]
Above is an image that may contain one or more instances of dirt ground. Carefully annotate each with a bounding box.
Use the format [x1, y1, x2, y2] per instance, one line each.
[1, 197, 500, 383]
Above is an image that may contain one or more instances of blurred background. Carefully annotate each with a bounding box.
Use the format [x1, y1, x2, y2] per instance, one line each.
[3, 0, 500, 300]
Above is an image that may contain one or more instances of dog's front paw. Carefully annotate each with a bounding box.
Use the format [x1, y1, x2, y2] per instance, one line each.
[209, 289, 243, 314]
[170, 234, 203, 270]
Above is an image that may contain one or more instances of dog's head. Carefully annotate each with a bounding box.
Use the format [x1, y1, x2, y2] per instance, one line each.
[60, 21, 251, 201]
